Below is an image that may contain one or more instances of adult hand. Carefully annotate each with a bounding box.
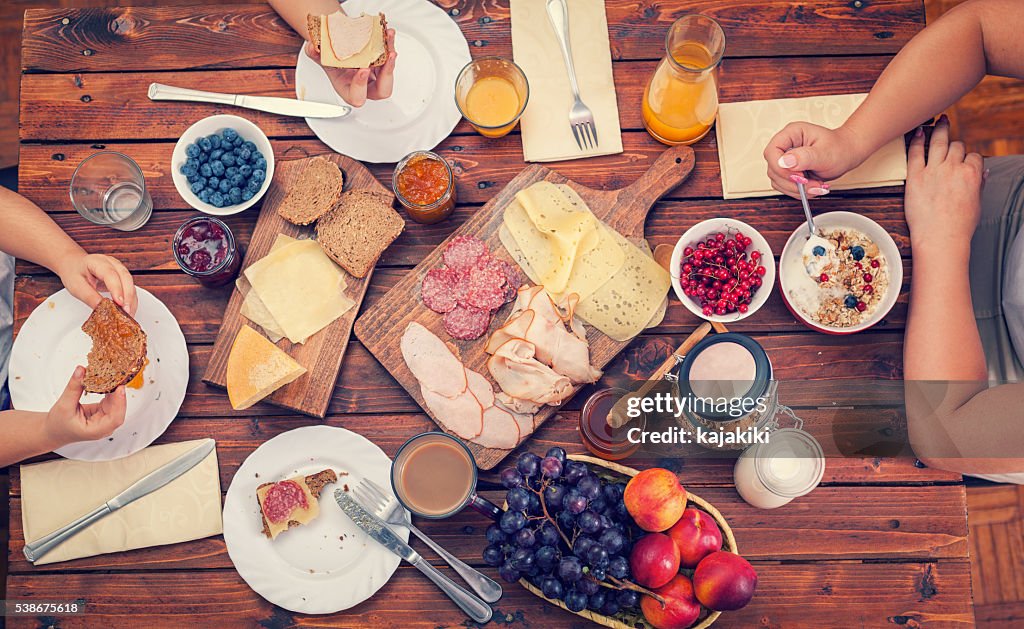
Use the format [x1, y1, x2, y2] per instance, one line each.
[763, 122, 865, 198]
[44, 366, 127, 448]
[306, 28, 398, 107]
[904, 115, 984, 252]
[58, 253, 137, 316]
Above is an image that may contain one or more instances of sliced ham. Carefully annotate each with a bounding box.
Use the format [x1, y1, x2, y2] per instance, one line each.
[488, 338, 573, 406]
[467, 369, 495, 408]
[475, 405, 521, 450]
[420, 384, 483, 440]
[401, 322, 466, 399]
[496, 392, 543, 416]
[326, 12, 376, 60]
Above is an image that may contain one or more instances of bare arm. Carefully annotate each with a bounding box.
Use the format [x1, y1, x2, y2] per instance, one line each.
[267, 0, 340, 35]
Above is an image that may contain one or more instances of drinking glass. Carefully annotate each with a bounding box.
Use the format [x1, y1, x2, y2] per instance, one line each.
[69, 151, 153, 231]
[642, 15, 726, 145]
[455, 57, 530, 139]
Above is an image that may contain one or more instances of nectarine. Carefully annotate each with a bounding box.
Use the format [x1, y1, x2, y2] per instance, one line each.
[668, 507, 723, 568]
[641, 574, 701, 629]
[629, 533, 680, 589]
[624, 468, 687, 532]
[693, 551, 757, 611]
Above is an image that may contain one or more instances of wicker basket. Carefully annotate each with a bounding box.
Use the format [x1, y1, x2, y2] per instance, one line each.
[516, 454, 738, 629]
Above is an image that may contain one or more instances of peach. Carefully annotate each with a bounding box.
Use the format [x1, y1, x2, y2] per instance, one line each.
[624, 468, 687, 532]
[641, 574, 702, 629]
[668, 507, 723, 568]
[693, 551, 758, 611]
[629, 533, 681, 589]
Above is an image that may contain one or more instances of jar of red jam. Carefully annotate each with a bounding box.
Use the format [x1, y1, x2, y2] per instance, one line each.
[392, 150, 456, 225]
[172, 216, 241, 287]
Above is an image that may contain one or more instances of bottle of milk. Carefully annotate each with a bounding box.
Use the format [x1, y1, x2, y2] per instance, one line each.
[734, 428, 825, 509]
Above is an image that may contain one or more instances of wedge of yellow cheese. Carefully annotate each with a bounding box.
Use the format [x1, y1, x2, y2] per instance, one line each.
[226, 325, 306, 410]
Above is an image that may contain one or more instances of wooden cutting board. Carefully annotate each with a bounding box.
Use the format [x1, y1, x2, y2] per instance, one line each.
[355, 145, 695, 469]
[203, 153, 389, 418]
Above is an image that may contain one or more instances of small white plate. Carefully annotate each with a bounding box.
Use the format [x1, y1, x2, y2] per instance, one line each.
[294, 0, 471, 163]
[223, 425, 409, 614]
[9, 288, 189, 461]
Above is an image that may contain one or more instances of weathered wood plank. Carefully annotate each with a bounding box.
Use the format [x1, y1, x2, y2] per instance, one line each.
[20, 2, 924, 74]
[18, 56, 893, 141]
[3, 561, 974, 628]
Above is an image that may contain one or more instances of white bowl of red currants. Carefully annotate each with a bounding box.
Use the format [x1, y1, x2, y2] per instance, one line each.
[670, 218, 776, 323]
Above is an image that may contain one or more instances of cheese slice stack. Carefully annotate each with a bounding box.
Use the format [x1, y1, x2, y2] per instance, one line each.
[227, 325, 307, 410]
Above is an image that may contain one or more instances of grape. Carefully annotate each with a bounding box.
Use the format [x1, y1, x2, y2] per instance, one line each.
[578, 577, 600, 596]
[499, 509, 526, 534]
[588, 590, 607, 611]
[527, 492, 543, 516]
[599, 529, 625, 555]
[543, 484, 567, 512]
[545, 446, 567, 463]
[617, 590, 639, 608]
[538, 522, 560, 546]
[535, 545, 560, 571]
[485, 524, 507, 545]
[598, 514, 614, 531]
[500, 467, 523, 489]
[541, 576, 564, 600]
[563, 460, 587, 484]
[483, 544, 504, 567]
[507, 487, 530, 511]
[577, 475, 601, 500]
[589, 566, 607, 581]
[565, 590, 588, 612]
[586, 544, 609, 569]
[516, 452, 541, 477]
[600, 598, 621, 617]
[564, 491, 588, 515]
[573, 536, 595, 559]
[498, 560, 520, 583]
[578, 510, 602, 534]
[557, 556, 583, 583]
[614, 501, 630, 520]
[515, 527, 536, 548]
[511, 547, 534, 571]
[556, 509, 576, 531]
[608, 555, 629, 579]
[540, 456, 563, 479]
[589, 497, 608, 513]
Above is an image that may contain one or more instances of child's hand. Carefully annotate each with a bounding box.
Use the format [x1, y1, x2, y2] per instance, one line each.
[58, 253, 137, 316]
[764, 122, 865, 198]
[44, 366, 127, 448]
[307, 28, 398, 107]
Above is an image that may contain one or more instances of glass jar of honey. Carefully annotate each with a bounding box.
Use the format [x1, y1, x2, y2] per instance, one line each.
[392, 150, 456, 225]
[579, 388, 647, 460]
[642, 15, 725, 146]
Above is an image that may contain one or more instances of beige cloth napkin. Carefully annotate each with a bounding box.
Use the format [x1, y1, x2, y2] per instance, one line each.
[21, 439, 223, 565]
[511, 0, 623, 162]
[716, 93, 907, 199]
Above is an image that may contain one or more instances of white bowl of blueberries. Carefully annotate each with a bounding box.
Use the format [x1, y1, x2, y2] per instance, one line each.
[171, 114, 275, 216]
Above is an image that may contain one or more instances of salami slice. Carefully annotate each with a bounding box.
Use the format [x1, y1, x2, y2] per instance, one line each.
[463, 265, 507, 311]
[263, 480, 308, 523]
[443, 235, 489, 270]
[443, 304, 492, 340]
[421, 267, 460, 313]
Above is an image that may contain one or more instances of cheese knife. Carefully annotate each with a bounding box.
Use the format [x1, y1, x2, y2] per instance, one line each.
[23, 439, 216, 564]
[335, 489, 493, 623]
[148, 83, 351, 119]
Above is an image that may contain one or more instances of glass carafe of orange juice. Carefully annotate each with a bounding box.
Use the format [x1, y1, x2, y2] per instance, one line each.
[642, 15, 725, 146]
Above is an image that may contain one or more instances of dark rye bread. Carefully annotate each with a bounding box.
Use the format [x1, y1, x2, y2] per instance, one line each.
[306, 12, 389, 69]
[81, 298, 147, 394]
[316, 190, 405, 278]
[258, 469, 337, 539]
[276, 156, 344, 225]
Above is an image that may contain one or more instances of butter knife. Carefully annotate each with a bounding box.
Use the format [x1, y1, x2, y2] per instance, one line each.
[335, 489, 493, 623]
[147, 83, 351, 119]
[23, 439, 216, 563]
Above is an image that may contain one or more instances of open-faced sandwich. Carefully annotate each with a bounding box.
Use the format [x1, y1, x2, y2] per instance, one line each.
[257, 469, 337, 539]
[81, 297, 148, 394]
[307, 11, 389, 70]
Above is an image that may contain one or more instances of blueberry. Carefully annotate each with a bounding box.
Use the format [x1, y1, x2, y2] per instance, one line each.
[197, 165, 211, 179]
[196, 151, 207, 163]
[239, 164, 252, 177]
[185, 143, 200, 158]
[247, 178, 262, 192]
[232, 135, 243, 147]
[229, 173, 245, 187]
[221, 153, 236, 167]
[851, 245, 865, 261]
[844, 294, 858, 309]
[210, 149, 224, 161]
[190, 180, 205, 194]
[238, 148, 252, 162]
[207, 176, 220, 189]
[208, 134, 221, 149]
[222, 128, 238, 142]
[193, 176, 206, 189]
[812, 245, 826, 256]
[254, 157, 267, 171]
[185, 157, 200, 170]
[180, 164, 197, 178]
[197, 137, 212, 152]
[252, 169, 265, 182]
[210, 161, 225, 177]
[232, 147, 243, 157]
[186, 170, 200, 183]
[198, 188, 212, 203]
[241, 189, 255, 201]
[210, 191, 225, 207]
[228, 187, 243, 204]
[218, 179, 231, 193]
[225, 166, 239, 178]
[252, 150, 264, 163]
[242, 141, 256, 153]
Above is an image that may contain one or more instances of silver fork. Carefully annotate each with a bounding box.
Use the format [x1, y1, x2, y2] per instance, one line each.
[546, 0, 598, 150]
[354, 479, 503, 603]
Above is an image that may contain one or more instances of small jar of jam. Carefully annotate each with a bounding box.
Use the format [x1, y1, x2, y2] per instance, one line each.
[579, 388, 647, 461]
[392, 150, 456, 225]
[172, 216, 241, 287]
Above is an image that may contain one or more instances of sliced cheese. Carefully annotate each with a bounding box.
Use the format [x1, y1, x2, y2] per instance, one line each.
[320, 13, 385, 69]
[244, 239, 354, 344]
[226, 325, 307, 410]
[256, 476, 320, 539]
[237, 235, 298, 342]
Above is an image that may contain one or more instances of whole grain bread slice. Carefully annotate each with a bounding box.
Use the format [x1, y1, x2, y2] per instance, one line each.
[306, 13, 389, 69]
[258, 469, 338, 539]
[277, 156, 345, 225]
[316, 190, 404, 278]
[81, 298, 147, 394]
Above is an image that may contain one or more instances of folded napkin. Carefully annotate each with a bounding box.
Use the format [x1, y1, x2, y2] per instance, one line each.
[511, 0, 623, 162]
[716, 93, 907, 199]
[21, 439, 222, 565]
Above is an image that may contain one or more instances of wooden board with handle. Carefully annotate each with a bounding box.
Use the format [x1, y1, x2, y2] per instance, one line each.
[203, 153, 389, 417]
[355, 145, 695, 469]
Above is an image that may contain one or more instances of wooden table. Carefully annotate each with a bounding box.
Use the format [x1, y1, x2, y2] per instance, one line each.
[5, 1, 976, 626]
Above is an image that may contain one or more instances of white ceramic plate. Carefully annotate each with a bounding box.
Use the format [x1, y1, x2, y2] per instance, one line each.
[294, 0, 471, 163]
[9, 288, 189, 461]
[223, 425, 409, 614]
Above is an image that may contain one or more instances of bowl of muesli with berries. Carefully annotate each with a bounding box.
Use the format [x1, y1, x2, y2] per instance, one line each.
[779, 211, 902, 334]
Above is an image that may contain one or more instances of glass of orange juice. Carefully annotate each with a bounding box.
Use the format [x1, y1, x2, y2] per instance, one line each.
[642, 15, 726, 146]
[455, 57, 529, 138]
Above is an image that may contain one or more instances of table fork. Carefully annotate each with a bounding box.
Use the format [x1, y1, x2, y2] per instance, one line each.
[546, 0, 598, 150]
[353, 479, 503, 603]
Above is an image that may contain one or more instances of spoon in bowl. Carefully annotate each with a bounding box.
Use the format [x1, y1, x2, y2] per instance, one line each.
[792, 175, 832, 253]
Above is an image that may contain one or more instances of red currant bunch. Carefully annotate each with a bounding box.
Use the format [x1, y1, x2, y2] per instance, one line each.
[678, 230, 765, 317]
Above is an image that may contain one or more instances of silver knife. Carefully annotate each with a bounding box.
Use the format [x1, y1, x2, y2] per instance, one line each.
[23, 439, 216, 563]
[335, 489, 493, 623]
[147, 83, 351, 119]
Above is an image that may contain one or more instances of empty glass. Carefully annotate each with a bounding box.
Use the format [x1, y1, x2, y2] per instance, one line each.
[69, 151, 153, 231]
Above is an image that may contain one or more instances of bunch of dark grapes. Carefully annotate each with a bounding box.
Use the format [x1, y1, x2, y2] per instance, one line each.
[482, 447, 643, 616]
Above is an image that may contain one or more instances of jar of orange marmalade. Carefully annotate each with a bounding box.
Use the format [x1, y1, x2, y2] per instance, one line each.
[392, 151, 456, 224]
